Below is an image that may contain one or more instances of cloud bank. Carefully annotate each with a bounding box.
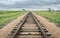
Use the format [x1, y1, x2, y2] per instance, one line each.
[0, 0, 60, 10]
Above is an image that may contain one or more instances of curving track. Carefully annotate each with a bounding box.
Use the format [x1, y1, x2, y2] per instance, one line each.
[8, 12, 52, 38]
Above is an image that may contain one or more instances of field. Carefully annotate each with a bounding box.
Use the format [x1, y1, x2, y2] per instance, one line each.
[34, 11, 60, 26]
[0, 11, 26, 27]
[0, 11, 60, 27]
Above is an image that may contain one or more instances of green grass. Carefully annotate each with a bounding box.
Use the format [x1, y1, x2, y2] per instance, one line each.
[0, 11, 26, 26]
[33, 11, 60, 26]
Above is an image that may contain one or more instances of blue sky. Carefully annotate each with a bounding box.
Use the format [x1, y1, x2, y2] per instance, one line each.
[0, 0, 60, 10]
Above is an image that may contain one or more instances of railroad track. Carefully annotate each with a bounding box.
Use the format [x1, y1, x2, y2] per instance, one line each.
[8, 12, 52, 38]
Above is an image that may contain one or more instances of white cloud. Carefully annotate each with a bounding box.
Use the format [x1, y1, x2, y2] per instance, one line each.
[0, 0, 27, 5]
[41, 0, 57, 2]
[0, 1, 14, 5]
[42, 0, 50, 1]
[16, 0, 28, 2]
[56, 4, 60, 7]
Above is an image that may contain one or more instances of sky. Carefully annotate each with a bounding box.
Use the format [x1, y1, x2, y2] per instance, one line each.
[0, 0, 60, 10]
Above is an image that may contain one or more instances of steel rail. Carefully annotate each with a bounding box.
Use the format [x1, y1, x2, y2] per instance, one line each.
[30, 12, 48, 38]
[8, 13, 29, 38]
[8, 12, 49, 38]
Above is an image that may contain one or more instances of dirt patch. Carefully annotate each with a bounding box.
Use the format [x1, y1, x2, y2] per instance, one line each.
[33, 13, 60, 38]
[0, 13, 27, 38]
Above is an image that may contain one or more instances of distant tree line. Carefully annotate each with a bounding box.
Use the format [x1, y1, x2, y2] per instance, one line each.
[48, 8, 54, 13]
[23, 9, 25, 11]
